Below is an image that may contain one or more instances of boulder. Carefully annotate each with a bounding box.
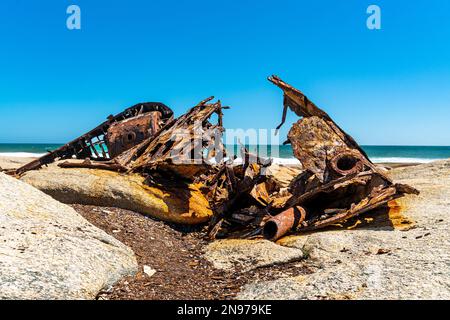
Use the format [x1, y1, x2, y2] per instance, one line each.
[264, 164, 302, 188]
[0, 172, 138, 300]
[204, 239, 304, 271]
[21, 165, 213, 224]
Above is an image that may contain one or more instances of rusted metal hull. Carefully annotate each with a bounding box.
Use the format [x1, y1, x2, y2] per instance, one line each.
[11, 102, 173, 175]
[207, 76, 418, 240]
[106, 111, 163, 158]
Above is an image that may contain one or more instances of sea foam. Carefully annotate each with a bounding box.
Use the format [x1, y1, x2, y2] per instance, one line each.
[0, 153, 441, 164]
[369, 157, 438, 163]
[0, 152, 45, 158]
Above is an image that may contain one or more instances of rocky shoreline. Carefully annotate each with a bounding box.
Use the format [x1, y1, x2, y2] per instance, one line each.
[1, 156, 449, 299]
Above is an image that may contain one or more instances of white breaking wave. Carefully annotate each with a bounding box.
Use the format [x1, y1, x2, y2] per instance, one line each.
[208, 157, 301, 165]
[232, 157, 439, 165]
[0, 152, 45, 158]
[369, 157, 439, 164]
[0, 152, 442, 164]
[263, 157, 301, 165]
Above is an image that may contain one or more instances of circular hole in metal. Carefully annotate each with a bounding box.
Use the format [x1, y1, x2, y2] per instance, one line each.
[262, 221, 278, 240]
[336, 155, 359, 171]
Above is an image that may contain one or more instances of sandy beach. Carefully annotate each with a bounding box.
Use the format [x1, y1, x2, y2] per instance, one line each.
[0, 156, 36, 171]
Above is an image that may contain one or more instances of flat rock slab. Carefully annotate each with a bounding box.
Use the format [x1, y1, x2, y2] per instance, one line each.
[237, 160, 450, 299]
[204, 239, 304, 272]
[0, 173, 138, 300]
[265, 164, 303, 188]
[21, 165, 213, 224]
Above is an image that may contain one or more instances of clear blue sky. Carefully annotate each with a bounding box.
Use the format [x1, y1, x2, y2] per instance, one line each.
[0, 0, 449, 145]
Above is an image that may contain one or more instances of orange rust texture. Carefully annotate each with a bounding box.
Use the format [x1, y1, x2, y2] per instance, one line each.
[387, 200, 415, 230]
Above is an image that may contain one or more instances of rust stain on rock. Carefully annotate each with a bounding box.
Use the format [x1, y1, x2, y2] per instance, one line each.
[387, 200, 415, 230]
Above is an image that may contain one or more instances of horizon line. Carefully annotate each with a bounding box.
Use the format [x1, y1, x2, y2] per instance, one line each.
[1, 142, 450, 148]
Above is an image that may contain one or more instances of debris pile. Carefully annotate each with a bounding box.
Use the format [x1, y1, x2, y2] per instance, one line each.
[206, 76, 419, 240]
[8, 76, 419, 241]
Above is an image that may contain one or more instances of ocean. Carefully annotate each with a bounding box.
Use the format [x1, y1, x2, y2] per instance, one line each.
[1, 143, 450, 164]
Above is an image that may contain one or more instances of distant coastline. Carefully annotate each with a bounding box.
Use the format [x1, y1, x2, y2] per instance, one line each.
[1, 143, 450, 164]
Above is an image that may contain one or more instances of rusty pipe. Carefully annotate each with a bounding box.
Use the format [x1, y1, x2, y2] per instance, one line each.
[263, 206, 306, 241]
[330, 151, 364, 176]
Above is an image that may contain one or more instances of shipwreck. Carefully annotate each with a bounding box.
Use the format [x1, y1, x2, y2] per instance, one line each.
[7, 76, 419, 241]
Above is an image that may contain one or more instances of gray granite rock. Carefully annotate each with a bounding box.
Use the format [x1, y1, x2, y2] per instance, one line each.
[0, 173, 138, 300]
[204, 239, 304, 271]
